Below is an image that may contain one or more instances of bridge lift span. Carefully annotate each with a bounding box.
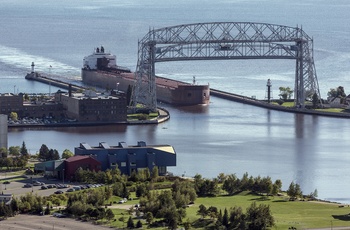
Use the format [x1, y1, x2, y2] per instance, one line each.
[131, 22, 321, 111]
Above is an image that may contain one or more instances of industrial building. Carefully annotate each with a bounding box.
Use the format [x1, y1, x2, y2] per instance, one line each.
[34, 141, 176, 180]
[74, 141, 176, 176]
[0, 93, 23, 115]
[0, 87, 127, 123]
[0, 93, 63, 119]
[54, 90, 127, 122]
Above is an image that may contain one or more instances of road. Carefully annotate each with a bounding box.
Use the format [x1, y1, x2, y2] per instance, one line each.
[0, 214, 112, 230]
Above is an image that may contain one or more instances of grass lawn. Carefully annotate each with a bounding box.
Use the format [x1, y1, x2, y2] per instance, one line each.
[184, 192, 350, 229]
[281, 101, 295, 107]
[92, 191, 350, 229]
[315, 108, 347, 113]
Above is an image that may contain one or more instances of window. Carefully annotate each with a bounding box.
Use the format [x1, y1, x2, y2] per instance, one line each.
[121, 162, 126, 167]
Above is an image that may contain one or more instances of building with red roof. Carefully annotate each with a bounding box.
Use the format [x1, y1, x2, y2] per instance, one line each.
[64, 155, 101, 181]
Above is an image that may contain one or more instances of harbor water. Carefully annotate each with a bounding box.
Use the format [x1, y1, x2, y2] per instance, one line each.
[1, 0, 350, 203]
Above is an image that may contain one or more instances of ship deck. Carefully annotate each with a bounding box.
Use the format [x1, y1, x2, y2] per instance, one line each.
[121, 72, 198, 89]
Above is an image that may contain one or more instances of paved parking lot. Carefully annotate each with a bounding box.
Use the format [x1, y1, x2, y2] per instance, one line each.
[0, 174, 115, 229]
[1, 175, 71, 197]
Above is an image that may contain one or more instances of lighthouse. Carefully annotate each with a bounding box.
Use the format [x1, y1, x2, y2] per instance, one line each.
[266, 79, 272, 103]
[31, 62, 35, 73]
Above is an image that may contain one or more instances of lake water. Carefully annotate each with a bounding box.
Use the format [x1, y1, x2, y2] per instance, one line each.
[1, 0, 350, 203]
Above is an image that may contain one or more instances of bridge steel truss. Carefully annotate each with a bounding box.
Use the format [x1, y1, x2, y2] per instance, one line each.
[132, 22, 321, 111]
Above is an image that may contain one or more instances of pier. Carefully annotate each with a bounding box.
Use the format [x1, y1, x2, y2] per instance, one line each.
[210, 89, 350, 119]
[25, 72, 86, 92]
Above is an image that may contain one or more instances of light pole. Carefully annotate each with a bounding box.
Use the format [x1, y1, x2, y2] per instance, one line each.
[4, 171, 6, 190]
[31, 176, 33, 193]
[331, 220, 333, 230]
[116, 82, 119, 93]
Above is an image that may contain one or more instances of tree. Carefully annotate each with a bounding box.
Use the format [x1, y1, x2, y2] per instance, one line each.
[145, 211, 154, 225]
[279, 87, 293, 100]
[9, 112, 18, 121]
[194, 174, 220, 197]
[48, 149, 60, 161]
[229, 206, 246, 229]
[44, 203, 50, 215]
[105, 208, 114, 222]
[24, 93, 29, 101]
[246, 202, 274, 230]
[274, 179, 282, 193]
[136, 220, 142, 228]
[3, 157, 13, 170]
[20, 142, 30, 159]
[9, 146, 20, 156]
[207, 206, 218, 219]
[222, 174, 239, 195]
[127, 216, 135, 228]
[38, 144, 49, 161]
[135, 183, 149, 197]
[327, 88, 338, 98]
[287, 182, 303, 200]
[183, 219, 191, 230]
[62, 149, 74, 159]
[259, 176, 273, 195]
[217, 173, 226, 183]
[222, 208, 229, 228]
[197, 204, 207, 219]
[0, 147, 8, 158]
[327, 86, 347, 103]
[151, 166, 159, 181]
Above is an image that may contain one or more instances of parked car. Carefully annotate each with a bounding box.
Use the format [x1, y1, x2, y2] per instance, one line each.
[3, 181, 10, 184]
[33, 181, 41, 186]
[53, 212, 66, 218]
[66, 188, 75, 192]
[56, 184, 63, 189]
[23, 183, 32, 188]
[54, 190, 64, 194]
[41, 185, 48, 190]
[72, 186, 81, 191]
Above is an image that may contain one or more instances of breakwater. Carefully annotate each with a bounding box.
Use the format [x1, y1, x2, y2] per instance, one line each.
[25, 72, 86, 92]
[210, 89, 350, 119]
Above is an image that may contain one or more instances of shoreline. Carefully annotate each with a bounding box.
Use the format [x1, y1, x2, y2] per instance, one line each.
[8, 107, 170, 128]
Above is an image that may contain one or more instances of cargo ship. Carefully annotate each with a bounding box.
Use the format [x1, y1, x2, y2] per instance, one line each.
[81, 46, 210, 106]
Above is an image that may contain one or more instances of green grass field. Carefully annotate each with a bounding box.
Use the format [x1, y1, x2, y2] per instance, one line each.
[184, 192, 350, 229]
[98, 191, 350, 229]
